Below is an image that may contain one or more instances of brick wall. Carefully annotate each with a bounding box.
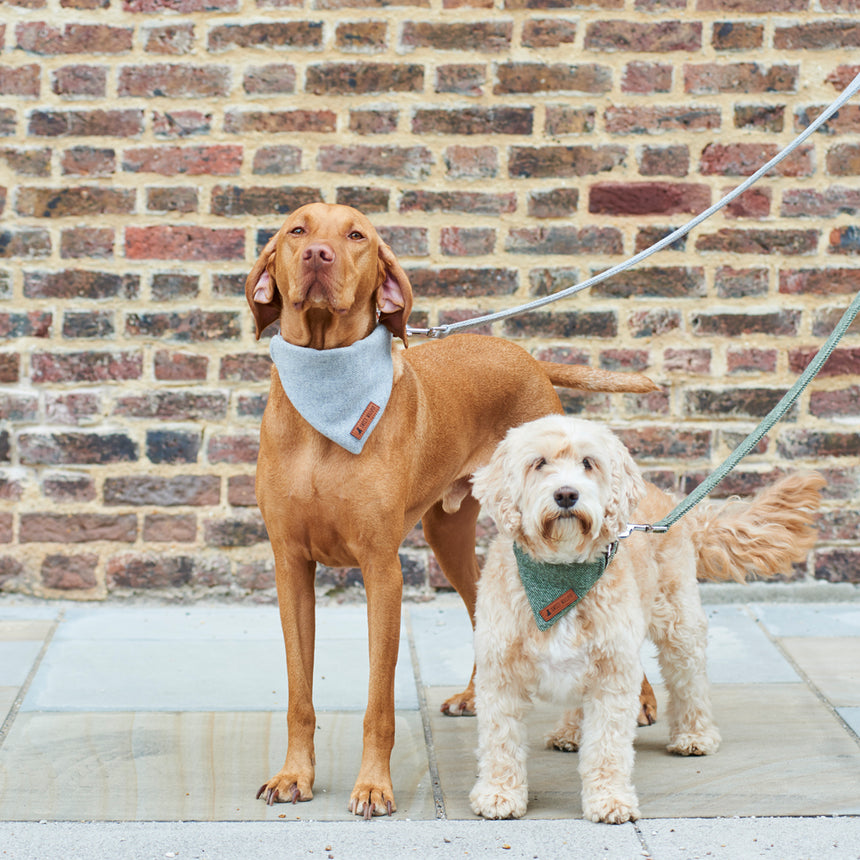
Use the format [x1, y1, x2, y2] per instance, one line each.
[1, 0, 858, 600]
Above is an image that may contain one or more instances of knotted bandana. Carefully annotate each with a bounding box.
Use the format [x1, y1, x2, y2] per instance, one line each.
[514, 542, 618, 631]
[269, 325, 393, 455]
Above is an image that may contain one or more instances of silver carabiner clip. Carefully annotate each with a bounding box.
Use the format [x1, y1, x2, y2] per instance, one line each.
[616, 523, 669, 540]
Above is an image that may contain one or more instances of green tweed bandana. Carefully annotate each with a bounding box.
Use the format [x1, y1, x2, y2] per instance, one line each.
[514, 542, 618, 631]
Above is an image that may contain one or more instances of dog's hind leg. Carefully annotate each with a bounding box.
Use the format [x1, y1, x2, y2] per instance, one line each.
[423, 494, 482, 716]
[651, 584, 721, 756]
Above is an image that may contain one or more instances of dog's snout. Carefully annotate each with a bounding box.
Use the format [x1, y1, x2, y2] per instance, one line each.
[303, 243, 336, 266]
[554, 486, 579, 510]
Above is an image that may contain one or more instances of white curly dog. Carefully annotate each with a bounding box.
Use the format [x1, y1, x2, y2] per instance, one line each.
[468, 415, 823, 824]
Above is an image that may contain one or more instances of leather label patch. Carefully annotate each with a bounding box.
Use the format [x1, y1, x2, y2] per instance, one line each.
[350, 402, 381, 439]
[539, 588, 578, 622]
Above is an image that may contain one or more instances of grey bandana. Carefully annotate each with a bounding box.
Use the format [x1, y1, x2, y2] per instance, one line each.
[269, 325, 393, 455]
[514, 542, 618, 631]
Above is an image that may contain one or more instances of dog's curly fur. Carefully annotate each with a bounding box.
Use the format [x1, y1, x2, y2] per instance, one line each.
[468, 415, 824, 824]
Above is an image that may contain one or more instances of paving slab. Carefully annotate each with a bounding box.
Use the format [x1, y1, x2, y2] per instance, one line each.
[0, 711, 433, 821]
[429, 684, 860, 819]
[752, 603, 860, 638]
[0, 642, 44, 688]
[779, 637, 860, 707]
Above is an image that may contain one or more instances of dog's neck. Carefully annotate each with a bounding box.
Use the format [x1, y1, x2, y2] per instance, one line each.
[280, 307, 377, 351]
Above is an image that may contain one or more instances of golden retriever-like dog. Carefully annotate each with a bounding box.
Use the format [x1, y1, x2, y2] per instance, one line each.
[468, 415, 823, 824]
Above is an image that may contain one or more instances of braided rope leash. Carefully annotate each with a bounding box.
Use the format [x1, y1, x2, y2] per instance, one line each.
[407, 71, 860, 341]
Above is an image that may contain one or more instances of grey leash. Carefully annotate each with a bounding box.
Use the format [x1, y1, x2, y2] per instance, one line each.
[407, 71, 860, 341]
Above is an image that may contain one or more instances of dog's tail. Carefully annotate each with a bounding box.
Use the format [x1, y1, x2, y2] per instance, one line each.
[541, 362, 659, 393]
[689, 472, 825, 583]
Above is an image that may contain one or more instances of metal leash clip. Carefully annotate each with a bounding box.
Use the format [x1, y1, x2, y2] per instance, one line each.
[617, 523, 670, 540]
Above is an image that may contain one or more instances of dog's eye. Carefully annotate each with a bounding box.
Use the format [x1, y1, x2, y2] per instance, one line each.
[533, 457, 547, 471]
[582, 457, 593, 472]
[290, 227, 305, 235]
[348, 231, 365, 240]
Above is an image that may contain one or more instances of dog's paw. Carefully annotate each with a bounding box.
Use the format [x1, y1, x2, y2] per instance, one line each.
[441, 690, 476, 717]
[256, 772, 313, 806]
[348, 784, 396, 819]
[545, 709, 582, 752]
[667, 727, 721, 757]
[470, 781, 528, 820]
[582, 791, 640, 825]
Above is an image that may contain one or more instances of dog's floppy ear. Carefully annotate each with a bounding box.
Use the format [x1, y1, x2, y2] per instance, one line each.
[376, 242, 413, 347]
[602, 433, 646, 538]
[245, 232, 282, 339]
[472, 439, 523, 538]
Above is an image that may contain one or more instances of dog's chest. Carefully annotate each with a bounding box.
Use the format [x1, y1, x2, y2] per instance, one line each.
[532, 615, 592, 701]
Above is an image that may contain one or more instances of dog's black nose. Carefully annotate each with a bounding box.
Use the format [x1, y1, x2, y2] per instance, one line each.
[554, 486, 579, 509]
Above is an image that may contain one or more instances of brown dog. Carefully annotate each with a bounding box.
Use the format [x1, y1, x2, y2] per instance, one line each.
[245, 202, 658, 818]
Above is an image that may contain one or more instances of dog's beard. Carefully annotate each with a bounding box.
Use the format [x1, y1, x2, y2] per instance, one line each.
[520, 493, 606, 564]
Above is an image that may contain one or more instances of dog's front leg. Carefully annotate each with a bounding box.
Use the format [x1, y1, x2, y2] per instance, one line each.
[258, 556, 318, 806]
[577, 653, 642, 824]
[349, 560, 402, 818]
[469, 651, 533, 819]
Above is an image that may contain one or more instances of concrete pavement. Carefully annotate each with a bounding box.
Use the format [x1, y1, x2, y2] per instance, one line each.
[1, 593, 859, 859]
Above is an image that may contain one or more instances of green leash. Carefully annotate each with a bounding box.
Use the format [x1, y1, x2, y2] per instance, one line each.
[649, 289, 860, 533]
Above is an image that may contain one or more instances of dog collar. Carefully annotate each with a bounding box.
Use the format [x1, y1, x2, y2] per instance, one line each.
[269, 325, 393, 455]
[513, 541, 618, 631]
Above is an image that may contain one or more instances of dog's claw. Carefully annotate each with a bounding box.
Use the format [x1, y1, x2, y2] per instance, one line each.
[386, 800, 393, 816]
[290, 785, 300, 804]
[363, 801, 373, 820]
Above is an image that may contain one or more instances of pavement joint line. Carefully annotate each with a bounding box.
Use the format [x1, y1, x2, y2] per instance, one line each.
[404, 606, 447, 820]
[0, 608, 65, 750]
[742, 604, 860, 750]
[633, 820, 655, 858]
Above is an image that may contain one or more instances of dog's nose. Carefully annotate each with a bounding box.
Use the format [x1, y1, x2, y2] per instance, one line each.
[554, 486, 579, 509]
[303, 243, 335, 266]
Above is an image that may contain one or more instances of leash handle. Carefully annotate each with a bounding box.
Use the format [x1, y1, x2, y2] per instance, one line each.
[650, 289, 860, 533]
[407, 71, 860, 341]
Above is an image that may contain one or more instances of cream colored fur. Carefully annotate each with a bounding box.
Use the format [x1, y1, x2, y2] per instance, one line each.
[468, 415, 823, 824]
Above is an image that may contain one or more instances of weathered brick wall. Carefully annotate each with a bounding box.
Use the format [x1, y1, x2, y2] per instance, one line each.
[1, 0, 858, 600]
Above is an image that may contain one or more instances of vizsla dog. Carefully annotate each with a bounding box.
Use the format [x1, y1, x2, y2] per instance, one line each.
[245, 202, 658, 818]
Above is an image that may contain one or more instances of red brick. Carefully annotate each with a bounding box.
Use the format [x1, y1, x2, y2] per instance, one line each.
[41, 553, 98, 590]
[0, 64, 40, 96]
[225, 110, 335, 135]
[208, 21, 322, 51]
[595, 267, 705, 299]
[436, 64, 486, 96]
[105, 475, 219, 506]
[119, 64, 229, 98]
[335, 186, 389, 212]
[211, 185, 320, 217]
[829, 226, 860, 255]
[0, 477, 23, 503]
[243, 65, 296, 95]
[715, 266, 769, 297]
[504, 310, 618, 339]
[664, 349, 711, 374]
[599, 349, 649, 373]
[585, 21, 702, 52]
[778, 431, 860, 459]
[826, 144, 860, 177]
[589, 182, 710, 216]
[0, 147, 52, 177]
[52, 65, 106, 97]
[495, 63, 611, 95]
[684, 63, 797, 94]
[227, 475, 257, 507]
[401, 21, 511, 52]
[509, 145, 625, 178]
[146, 187, 198, 214]
[124, 0, 238, 11]
[440, 227, 495, 257]
[0, 354, 20, 383]
[712, 21, 764, 51]
[406, 268, 518, 298]
[45, 392, 101, 423]
[0, 228, 52, 258]
[685, 387, 792, 420]
[16, 22, 133, 54]
[528, 188, 579, 218]
[0, 392, 38, 421]
[114, 390, 228, 420]
[809, 386, 860, 419]
[253, 145, 302, 175]
[616, 427, 711, 460]
[125, 226, 244, 261]
[522, 19, 577, 48]
[774, 21, 860, 50]
[61, 227, 114, 258]
[207, 434, 260, 464]
[727, 348, 778, 374]
[336, 21, 387, 52]
[413, 107, 532, 135]
[621, 61, 671, 94]
[723, 187, 771, 219]
[319, 145, 432, 180]
[204, 513, 268, 548]
[306, 63, 422, 95]
[143, 514, 197, 543]
[106, 553, 196, 590]
[144, 23, 195, 54]
[16, 187, 134, 218]
[122, 145, 241, 175]
[825, 64, 860, 91]
[696, 229, 818, 256]
[24, 269, 138, 299]
[779, 267, 860, 296]
[700, 143, 812, 177]
[234, 561, 274, 592]
[31, 351, 142, 384]
[796, 105, 860, 135]
[0, 311, 51, 337]
[544, 106, 596, 136]
[637, 145, 689, 177]
[506, 226, 623, 256]
[604, 106, 720, 134]
[61, 146, 116, 177]
[814, 548, 860, 585]
[735, 105, 785, 132]
[782, 187, 860, 219]
[28, 109, 143, 137]
[153, 110, 212, 137]
[692, 309, 801, 337]
[21, 514, 137, 543]
[155, 350, 208, 381]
